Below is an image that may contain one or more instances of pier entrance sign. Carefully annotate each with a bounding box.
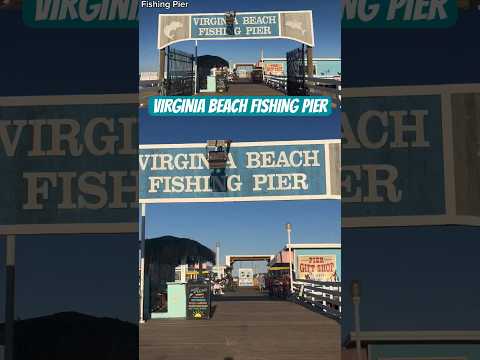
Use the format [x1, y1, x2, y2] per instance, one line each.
[342, 84, 480, 227]
[158, 11, 314, 49]
[139, 140, 340, 203]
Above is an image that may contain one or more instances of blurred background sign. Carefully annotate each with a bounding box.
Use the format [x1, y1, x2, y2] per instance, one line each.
[22, 0, 138, 28]
[0, 94, 138, 234]
[342, 0, 458, 28]
[342, 84, 480, 227]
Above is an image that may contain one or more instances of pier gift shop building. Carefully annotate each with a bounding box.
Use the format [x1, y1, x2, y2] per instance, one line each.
[270, 243, 341, 282]
[261, 57, 341, 79]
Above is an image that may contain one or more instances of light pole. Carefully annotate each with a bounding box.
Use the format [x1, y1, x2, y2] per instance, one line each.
[215, 241, 220, 279]
[285, 223, 294, 293]
[352, 280, 362, 360]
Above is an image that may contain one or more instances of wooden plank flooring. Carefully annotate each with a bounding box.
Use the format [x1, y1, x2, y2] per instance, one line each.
[140, 289, 340, 360]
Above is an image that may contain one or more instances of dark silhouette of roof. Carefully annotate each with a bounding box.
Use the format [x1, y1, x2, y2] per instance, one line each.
[196, 55, 229, 89]
[0, 312, 137, 359]
[197, 55, 229, 70]
[145, 235, 216, 268]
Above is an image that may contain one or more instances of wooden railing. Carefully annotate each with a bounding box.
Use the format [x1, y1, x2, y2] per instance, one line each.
[292, 279, 342, 321]
[263, 75, 341, 106]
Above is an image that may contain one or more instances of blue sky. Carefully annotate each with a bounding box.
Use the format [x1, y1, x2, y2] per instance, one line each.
[341, 226, 480, 341]
[139, 0, 340, 72]
[0, 234, 139, 323]
[140, 109, 341, 273]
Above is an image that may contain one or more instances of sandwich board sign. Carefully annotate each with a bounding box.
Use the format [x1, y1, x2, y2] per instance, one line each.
[0, 94, 138, 234]
[342, 84, 480, 227]
[158, 10, 315, 49]
[139, 140, 340, 203]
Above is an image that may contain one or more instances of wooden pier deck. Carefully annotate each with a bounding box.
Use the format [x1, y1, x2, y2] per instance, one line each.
[140, 288, 340, 360]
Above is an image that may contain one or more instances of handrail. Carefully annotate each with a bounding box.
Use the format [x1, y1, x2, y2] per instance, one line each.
[292, 279, 342, 321]
[263, 74, 341, 106]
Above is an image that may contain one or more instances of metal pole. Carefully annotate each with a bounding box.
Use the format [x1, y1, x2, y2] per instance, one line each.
[159, 48, 166, 95]
[166, 46, 170, 92]
[285, 223, 294, 293]
[306, 46, 314, 78]
[194, 40, 198, 95]
[139, 204, 146, 323]
[5, 235, 15, 360]
[352, 281, 362, 360]
[354, 299, 361, 360]
[302, 45, 306, 94]
[215, 241, 220, 278]
[159, 48, 166, 81]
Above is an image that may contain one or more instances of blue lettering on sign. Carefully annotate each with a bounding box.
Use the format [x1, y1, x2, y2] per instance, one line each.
[139, 142, 329, 202]
[342, 95, 445, 217]
[191, 13, 280, 39]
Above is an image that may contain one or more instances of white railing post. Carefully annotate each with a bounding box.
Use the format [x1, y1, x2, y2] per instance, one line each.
[339, 285, 342, 314]
[293, 279, 342, 321]
[330, 285, 334, 313]
[322, 283, 327, 309]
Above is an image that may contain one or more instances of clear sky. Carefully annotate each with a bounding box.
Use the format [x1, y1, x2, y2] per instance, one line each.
[341, 227, 480, 341]
[140, 109, 341, 274]
[0, 234, 139, 323]
[139, 0, 341, 72]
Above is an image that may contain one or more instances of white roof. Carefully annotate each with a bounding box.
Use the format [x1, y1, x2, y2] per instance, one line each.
[349, 331, 480, 342]
[285, 243, 341, 250]
[227, 254, 274, 258]
[225, 254, 275, 264]
[262, 57, 341, 61]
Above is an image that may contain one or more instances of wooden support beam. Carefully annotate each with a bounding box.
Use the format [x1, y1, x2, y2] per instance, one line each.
[159, 48, 166, 81]
[307, 46, 314, 78]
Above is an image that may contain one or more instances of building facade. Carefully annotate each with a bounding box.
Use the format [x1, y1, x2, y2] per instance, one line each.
[270, 243, 341, 282]
[262, 57, 341, 79]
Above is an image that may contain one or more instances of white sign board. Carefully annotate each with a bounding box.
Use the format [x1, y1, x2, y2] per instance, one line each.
[239, 268, 254, 287]
[158, 11, 315, 49]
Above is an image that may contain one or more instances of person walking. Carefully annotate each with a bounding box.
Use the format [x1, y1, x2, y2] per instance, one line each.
[258, 274, 265, 292]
